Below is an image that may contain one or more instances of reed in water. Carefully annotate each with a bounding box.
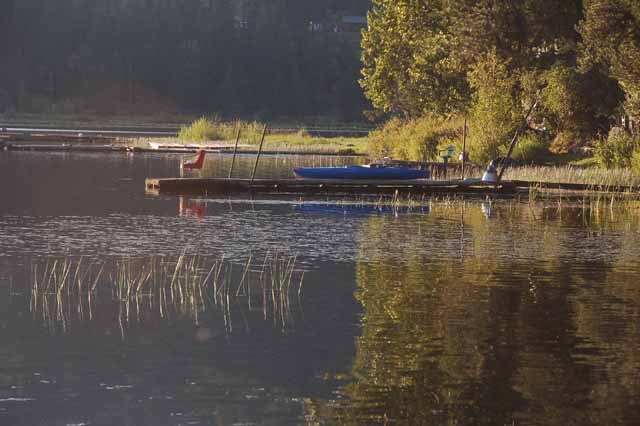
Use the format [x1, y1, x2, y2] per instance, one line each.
[505, 165, 640, 188]
[29, 254, 304, 336]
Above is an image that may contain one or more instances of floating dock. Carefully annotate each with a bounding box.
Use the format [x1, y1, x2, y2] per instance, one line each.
[145, 177, 516, 196]
[145, 177, 640, 197]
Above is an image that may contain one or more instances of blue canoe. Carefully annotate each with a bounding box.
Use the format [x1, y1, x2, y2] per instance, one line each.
[293, 165, 429, 180]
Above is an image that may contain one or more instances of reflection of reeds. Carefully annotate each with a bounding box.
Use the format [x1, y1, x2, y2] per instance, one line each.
[304, 195, 433, 212]
[29, 254, 304, 336]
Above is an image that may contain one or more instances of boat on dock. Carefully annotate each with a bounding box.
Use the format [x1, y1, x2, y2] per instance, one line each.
[293, 165, 429, 180]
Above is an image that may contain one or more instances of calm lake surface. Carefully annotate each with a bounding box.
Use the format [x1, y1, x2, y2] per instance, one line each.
[1, 151, 640, 425]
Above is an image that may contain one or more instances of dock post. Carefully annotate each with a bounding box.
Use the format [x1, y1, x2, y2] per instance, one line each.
[228, 126, 241, 178]
[461, 117, 467, 180]
[250, 124, 268, 184]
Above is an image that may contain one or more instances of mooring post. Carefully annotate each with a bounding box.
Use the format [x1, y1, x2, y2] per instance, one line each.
[460, 201, 465, 260]
[228, 126, 241, 179]
[461, 117, 467, 180]
[250, 124, 268, 184]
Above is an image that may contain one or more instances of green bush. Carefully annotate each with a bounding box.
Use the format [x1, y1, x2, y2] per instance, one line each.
[595, 127, 639, 168]
[367, 116, 462, 162]
[178, 117, 224, 141]
[179, 117, 265, 143]
[512, 133, 550, 164]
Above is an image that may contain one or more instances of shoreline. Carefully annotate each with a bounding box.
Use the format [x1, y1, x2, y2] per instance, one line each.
[3, 129, 639, 193]
[0, 127, 369, 156]
[0, 140, 368, 157]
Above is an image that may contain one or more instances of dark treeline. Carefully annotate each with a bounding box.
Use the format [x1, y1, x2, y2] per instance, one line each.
[0, 0, 371, 121]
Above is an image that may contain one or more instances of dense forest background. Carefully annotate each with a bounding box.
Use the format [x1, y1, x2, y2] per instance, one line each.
[0, 0, 371, 121]
[2, 0, 639, 163]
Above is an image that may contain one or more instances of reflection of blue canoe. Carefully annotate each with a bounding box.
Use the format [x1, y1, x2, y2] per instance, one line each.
[295, 204, 429, 216]
[293, 165, 429, 180]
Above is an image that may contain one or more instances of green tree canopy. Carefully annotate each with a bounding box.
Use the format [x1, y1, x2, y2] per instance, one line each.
[361, 0, 630, 157]
[579, 0, 640, 119]
[360, 0, 469, 117]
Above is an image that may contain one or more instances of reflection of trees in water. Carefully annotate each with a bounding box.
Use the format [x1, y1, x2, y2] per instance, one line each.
[27, 254, 305, 337]
[319, 202, 640, 425]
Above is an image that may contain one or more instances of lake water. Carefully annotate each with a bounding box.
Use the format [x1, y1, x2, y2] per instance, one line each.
[1, 151, 640, 425]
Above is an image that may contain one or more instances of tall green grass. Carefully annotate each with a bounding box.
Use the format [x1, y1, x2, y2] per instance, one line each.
[176, 116, 369, 153]
[178, 117, 265, 143]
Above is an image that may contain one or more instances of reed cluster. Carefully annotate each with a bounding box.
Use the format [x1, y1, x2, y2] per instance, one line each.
[505, 165, 640, 188]
[304, 195, 432, 212]
[29, 254, 304, 335]
[527, 184, 640, 213]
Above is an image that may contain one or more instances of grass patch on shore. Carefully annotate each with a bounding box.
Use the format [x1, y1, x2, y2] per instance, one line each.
[263, 134, 368, 154]
[132, 133, 368, 154]
[533, 152, 598, 167]
[178, 117, 264, 143]
[134, 116, 370, 154]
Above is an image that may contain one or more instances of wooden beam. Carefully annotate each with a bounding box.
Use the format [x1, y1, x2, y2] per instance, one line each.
[250, 124, 268, 183]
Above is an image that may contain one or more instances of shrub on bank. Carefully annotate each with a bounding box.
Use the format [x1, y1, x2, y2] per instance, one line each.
[367, 116, 462, 162]
[512, 133, 550, 164]
[179, 117, 224, 141]
[179, 117, 264, 143]
[595, 127, 639, 169]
